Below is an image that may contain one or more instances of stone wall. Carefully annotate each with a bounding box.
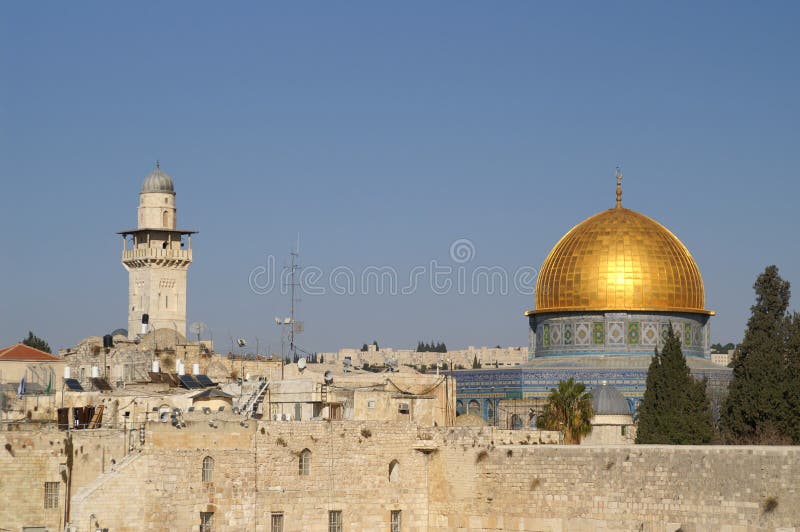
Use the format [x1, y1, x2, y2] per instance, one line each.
[0, 428, 128, 532]
[429, 443, 800, 531]
[5, 421, 800, 532]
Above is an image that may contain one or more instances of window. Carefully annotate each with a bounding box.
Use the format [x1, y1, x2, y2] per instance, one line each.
[44, 482, 59, 509]
[271, 513, 284, 532]
[367, 400, 375, 409]
[202, 456, 214, 483]
[328, 510, 342, 532]
[200, 511, 214, 532]
[391, 510, 402, 532]
[298, 449, 310, 476]
[388, 460, 399, 483]
[294, 402, 302, 421]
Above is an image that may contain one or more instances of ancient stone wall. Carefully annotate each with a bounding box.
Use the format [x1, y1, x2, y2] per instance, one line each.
[5, 422, 800, 532]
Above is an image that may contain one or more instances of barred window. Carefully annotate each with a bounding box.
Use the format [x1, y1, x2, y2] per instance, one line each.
[298, 449, 310, 476]
[388, 460, 399, 483]
[200, 511, 214, 532]
[328, 510, 342, 532]
[44, 482, 59, 509]
[202, 456, 214, 483]
[271, 512, 284, 532]
[391, 510, 402, 532]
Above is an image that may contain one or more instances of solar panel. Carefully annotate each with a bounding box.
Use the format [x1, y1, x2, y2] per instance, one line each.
[194, 374, 215, 387]
[178, 375, 202, 389]
[64, 378, 85, 392]
[91, 378, 112, 391]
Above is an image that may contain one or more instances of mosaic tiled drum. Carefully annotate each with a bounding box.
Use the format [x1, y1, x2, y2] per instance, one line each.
[447, 174, 731, 422]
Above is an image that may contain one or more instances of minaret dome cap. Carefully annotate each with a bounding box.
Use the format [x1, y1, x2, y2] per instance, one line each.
[141, 162, 175, 194]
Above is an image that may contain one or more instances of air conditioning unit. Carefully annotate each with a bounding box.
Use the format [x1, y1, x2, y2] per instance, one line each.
[398, 403, 410, 414]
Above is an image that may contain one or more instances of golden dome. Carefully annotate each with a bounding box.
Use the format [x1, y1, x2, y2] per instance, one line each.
[531, 200, 711, 316]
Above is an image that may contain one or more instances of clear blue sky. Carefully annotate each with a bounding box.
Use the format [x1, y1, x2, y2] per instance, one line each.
[2, 2, 799, 353]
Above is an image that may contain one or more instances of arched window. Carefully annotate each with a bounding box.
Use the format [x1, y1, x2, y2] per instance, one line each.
[202, 456, 214, 483]
[456, 400, 465, 416]
[298, 449, 310, 476]
[467, 400, 481, 416]
[163, 210, 169, 227]
[388, 460, 399, 483]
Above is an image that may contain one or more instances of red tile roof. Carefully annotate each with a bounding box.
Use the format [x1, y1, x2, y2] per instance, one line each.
[0, 343, 63, 362]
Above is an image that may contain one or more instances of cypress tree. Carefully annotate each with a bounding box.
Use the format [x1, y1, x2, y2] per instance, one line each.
[636, 324, 714, 444]
[22, 331, 51, 353]
[721, 265, 794, 444]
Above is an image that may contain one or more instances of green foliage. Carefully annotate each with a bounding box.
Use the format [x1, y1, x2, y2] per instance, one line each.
[22, 331, 51, 353]
[372, 340, 379, 350]
[416, 340, 447, 353]
[710, 342, 736, 353]
[636, 324, 715, 444]
[536, 378, 594, 444]
[472, 354, 481, 369]
[361, 343, 369, 352]
[720, 265, 799, 444]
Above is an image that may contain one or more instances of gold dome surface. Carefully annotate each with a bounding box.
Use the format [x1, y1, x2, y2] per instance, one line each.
[531, 203, 710, 315]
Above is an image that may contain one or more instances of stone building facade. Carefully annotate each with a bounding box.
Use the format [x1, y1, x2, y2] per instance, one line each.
[4, 420, 800, 531]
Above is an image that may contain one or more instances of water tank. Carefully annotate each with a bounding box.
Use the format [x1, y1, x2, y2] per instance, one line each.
[152, 360, 160, 373]
[63, 367, 71, 379]
[192, 363, 200, 375]
[177, 363, 185, 376]
[91, 366, 100, 378]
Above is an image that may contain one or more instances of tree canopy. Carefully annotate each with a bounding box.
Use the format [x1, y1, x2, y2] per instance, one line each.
[22, 331, 51, 354]
[636, 324, 715, 444]
[536, 378, 594, 444]
[720, 265, 800, 444]
[416, 341, 447, 353]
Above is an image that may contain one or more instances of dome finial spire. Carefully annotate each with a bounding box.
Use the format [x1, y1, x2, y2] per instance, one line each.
[156, 160, 160, 170]
[615, 166, 623, 208]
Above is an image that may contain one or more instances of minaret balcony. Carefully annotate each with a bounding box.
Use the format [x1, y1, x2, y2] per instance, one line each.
[122, 247, 193, 263]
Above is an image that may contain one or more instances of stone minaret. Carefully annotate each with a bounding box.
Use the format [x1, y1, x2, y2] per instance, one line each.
[119, 163, 196, 339]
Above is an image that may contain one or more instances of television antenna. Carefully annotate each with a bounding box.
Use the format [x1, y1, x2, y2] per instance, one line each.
[189, 322, 207, 342]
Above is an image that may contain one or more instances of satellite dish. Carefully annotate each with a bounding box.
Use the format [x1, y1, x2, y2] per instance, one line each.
[385, 358, 398, 372]
[236, 338, 247, 347]
[324, 371, 334, 385]
[110, 328, 128, 338]
[297, 357, 307, 371]
[274, 317, 281, 325]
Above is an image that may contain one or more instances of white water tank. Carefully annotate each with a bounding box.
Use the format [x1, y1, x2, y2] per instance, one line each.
[152, 360, 160, 373]
[63, 367, 71, 379]
[178, 363, 185, 376]
[91, 366, 100, 378]
[193, 363, 200, 375]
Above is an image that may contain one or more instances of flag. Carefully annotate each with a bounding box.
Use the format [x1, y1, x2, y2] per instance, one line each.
[17, 375, 26, 399]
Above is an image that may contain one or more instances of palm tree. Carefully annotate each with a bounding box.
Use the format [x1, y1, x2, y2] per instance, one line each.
[536, 378, 594, 444]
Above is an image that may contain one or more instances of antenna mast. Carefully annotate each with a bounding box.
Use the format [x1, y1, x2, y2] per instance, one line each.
[287, 237, 301, 360]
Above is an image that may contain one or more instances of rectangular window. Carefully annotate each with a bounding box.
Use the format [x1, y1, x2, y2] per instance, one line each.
[271, 513, 284, 532]
[44, 482, 59, 509]
[390, 510, 401, 532]
[200, 511, 214, 532]
[367, 400, 375, 409]
[328, 510, 342, 532]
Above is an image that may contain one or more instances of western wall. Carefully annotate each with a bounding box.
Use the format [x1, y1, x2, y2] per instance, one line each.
[3, 421, 799, 531]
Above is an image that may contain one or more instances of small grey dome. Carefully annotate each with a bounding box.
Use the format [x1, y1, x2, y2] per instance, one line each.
[591, 384, 631, 416]
[141, 164, 175, 194]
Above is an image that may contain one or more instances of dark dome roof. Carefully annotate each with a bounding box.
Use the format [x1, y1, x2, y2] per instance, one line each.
[141, 165, 174, 194]
[591, 383, 631, 415]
